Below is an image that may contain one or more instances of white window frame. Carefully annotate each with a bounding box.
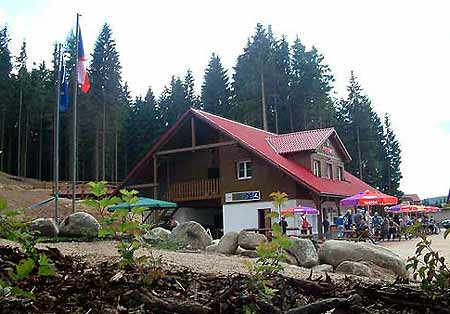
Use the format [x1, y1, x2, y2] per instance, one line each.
[326, 163, 333, 179]
[337, 166, 344, 181]
[237, 160, 252, 180]
[313, 160, 321, 177]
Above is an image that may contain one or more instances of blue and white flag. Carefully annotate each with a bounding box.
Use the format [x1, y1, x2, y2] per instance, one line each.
[59, 62, 69, 112]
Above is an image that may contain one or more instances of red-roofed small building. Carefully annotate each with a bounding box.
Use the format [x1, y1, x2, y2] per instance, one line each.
[400, 194, 421, 205]
[119, 109, 376, 239]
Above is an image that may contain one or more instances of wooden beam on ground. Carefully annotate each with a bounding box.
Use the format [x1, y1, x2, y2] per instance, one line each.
[156, 141, 237, 156]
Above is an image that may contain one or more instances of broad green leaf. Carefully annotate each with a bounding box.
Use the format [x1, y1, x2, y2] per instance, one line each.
[15, 258, 35, 281]
[88, 181, 107, 197]
[82, 199, 101, 210]
[131, 206, 147, 215]
[10, 287, 35, 300]
[98, 227, 115, 238]
[38, 255, 56, 276]
[267, 212, 279, 219]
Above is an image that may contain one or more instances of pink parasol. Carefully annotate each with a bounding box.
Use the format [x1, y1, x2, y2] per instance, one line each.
[340, 190, 398, 207]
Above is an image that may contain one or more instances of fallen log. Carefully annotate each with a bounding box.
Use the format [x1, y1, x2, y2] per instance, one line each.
[284, 294, 361, 314]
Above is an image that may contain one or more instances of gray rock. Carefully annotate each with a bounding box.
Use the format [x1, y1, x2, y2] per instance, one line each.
[59, 212, 100, 237]
[168, 221, 212, 250]
[216, 231, 239, 255]
[31, 218, 59, 237]
[312, 264, 334, 273]
[205, 243, 218, 253]
[239, 249, 258, 258]
[319, 240, 408, 278]
[336, 261, 371, 277]
[287, 238, 319, 268]
[284, 251, 298, 266]
[144, 227, 171, 241]
[238, 231, 267, 250]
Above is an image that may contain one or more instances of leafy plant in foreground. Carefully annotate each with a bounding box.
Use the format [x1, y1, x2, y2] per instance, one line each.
[243, 191, 293, 312]
[0, 198, 56, 302]
[84, 182, 164, 286]
[406, 223, 450, 297]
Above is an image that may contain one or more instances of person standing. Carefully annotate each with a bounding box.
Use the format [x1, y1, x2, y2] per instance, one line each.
[336, 215, 344, 238]
[279, 216, 288, 235]
[323, 216, 330, 239]
[301, 215, 310, 235]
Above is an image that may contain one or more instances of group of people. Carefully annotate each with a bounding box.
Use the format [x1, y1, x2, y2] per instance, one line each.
[332, 208, 438, 241]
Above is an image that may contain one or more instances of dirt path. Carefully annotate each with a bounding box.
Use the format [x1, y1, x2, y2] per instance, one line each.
[379, 231, 450, 261]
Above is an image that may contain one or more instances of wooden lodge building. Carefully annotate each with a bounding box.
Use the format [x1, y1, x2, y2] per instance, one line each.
[119, 109, 375, 238]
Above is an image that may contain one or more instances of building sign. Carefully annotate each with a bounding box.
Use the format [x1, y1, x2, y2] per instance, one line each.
[225, 191, 261, 203]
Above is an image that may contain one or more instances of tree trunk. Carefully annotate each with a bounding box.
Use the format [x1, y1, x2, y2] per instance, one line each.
[95, 126, 99, 181]
[102, 91, 106, 181]
[114, 128, 118, 183]
[0, 109, 5, 172]
[23, 111, 29, 177]
[17, 86, 23, 176]
[288, 101, 294, 132]
[356, 126, 363, 179]
[260, 70, 268, 131]
[38, 109, 43, 180]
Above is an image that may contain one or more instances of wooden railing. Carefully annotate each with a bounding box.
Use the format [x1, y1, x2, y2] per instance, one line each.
[56, 181, 118, 198]
[167, 178, 220, 202]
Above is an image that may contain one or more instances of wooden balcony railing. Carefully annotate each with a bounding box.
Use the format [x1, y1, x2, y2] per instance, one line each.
[167, 178, 220, 202]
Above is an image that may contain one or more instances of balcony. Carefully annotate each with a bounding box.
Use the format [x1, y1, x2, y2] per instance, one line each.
[166, 178, 220, 202]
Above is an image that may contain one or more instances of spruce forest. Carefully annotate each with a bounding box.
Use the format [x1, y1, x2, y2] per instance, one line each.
[0, 23, 402, 197]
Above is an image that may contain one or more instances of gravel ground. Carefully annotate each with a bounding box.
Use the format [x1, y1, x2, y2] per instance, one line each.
[2, 232, 447, 283]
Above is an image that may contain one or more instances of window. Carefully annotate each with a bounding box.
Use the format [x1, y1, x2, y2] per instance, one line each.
[337, 166, 344, 181]
[313, 160, 321, 177]
[326, 163, 333, 179]
[237, 160, 252, 180]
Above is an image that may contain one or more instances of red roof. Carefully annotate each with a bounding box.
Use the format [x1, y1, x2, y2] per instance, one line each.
[401, 194, 421, 203]
[267, 128, 335, 154]
[120, 109, 376, 198]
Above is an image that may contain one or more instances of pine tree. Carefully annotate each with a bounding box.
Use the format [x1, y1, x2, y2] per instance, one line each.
[233, 23, 275, 130]
[159, 75, 189, 127]
[0, 26, 13, 172]
[336, 71, 385, 188]
[88, 23, 124, 181]
[183, 69, 199, 108]
[381, 114, 402, 196]
[200, 53, 232, 117]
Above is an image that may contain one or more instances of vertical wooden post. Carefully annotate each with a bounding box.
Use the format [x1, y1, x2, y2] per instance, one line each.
[335, 199, 341, 216]
[153, 156, 157, 199]
[313, 194, 324, 240]
[191, 117, 196, 147]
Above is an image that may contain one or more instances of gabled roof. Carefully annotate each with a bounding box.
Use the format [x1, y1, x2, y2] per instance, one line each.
[120, 109, 376, 198]
[401, 194, 421, 203]
[266, 128, 352, 161]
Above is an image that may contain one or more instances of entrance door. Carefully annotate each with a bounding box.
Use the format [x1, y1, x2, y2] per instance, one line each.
[258, 208, 271, 234]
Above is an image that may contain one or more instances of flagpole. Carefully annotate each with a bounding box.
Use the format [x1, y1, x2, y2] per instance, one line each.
[54, 43, 62, 223]
[72, 13, 80, 213]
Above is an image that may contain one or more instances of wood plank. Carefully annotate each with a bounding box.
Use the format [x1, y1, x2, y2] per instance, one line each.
[191, 117, 196, 147]
[156, 141, 237, 156]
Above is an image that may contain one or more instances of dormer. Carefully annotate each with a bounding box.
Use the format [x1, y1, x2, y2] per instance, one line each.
[266, 128, 352, 181]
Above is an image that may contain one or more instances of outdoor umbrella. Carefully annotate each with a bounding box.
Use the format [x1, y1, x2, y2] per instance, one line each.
[340, 190, 398, 207]
[387, 204, 419, 213]
[281, 205, 319, 215]
[108, 197, 177, 212]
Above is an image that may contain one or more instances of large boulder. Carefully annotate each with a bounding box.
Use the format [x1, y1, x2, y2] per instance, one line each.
[31, 218, 59, 237]
[169, 221, 212, 250]
[59, 212, 100, 237]
[319, 240, 407, 278]
[287, 238, 319, 268]
[238, 231, 267, 250]
[144, 227, 171, 241]
[216, 232, 239, 255]
[312, 264, 334, 273]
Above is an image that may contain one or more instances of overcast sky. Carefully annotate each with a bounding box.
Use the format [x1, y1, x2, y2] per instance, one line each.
[1, 0, 449, 198]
